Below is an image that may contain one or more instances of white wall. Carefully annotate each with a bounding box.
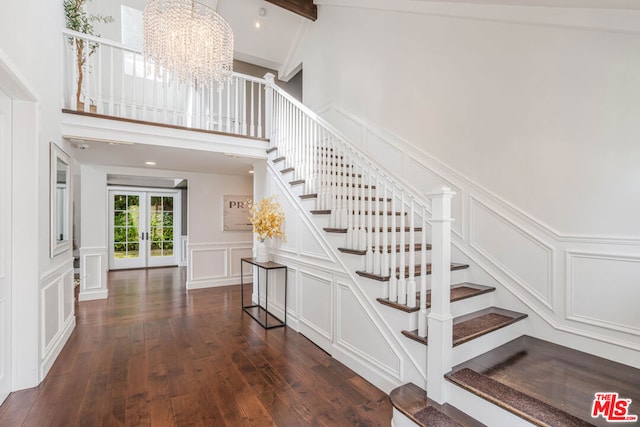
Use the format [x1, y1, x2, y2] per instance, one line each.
[296, 2, 640, 238]
[0, 1, 76, 389]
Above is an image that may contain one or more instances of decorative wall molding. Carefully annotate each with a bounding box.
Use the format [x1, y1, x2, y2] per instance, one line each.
[335, 282, 402, 379]
[298, 270, 333, 342]
[179, 235, 188, 267]
[79, 247, 108, 301]
[39, 260, 75, 381]
[186, 241, 252, 289]
[469, 196, 553, 309]
[566, 250, 640, 336]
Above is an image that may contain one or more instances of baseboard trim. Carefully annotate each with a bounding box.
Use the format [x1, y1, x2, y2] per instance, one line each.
[78, 289, 109, 301]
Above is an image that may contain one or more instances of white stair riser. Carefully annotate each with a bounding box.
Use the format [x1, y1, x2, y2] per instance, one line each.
[451, 319, 528, 366]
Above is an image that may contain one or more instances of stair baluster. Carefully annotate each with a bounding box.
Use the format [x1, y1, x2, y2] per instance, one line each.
[381, 178, 390, 279]
[389, 184, 398, 302]
[373, 174, 381, 275]
[397, 191, 407, 305]
[346, 153, 354, 248]
[358, 163, 367, 251]
[418, 205, 428, 336]
[365, 166, 374, 273]
[407, 197, 417, 308]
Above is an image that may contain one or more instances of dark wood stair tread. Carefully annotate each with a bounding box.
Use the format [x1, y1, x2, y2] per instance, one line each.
[450, 335, 640, 427]
[445, 368, 593, 427]
[356, 263, 469, 282]
[281, 167, 295, 173]
[273, 156, 286, 163]
[339, 243, 432, 255]
[266, 147, 278, 154]
[401, 307, 527, 347]
[289, 179, 305, 185]
[323, 226, 424, 233]
[390, 382, 485, 427]
[377, 283, 495, 313]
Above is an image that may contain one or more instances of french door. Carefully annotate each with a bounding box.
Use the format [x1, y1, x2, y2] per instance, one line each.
[109, 189, 180, 270]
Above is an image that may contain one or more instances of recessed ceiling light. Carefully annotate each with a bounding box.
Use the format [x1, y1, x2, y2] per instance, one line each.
[255, 20, 261, 29]
[145, 161, 156, 166]
[249, 170, 254, 174]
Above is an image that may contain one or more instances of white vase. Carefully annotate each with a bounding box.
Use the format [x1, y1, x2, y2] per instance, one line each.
[256, 239, 269, 263]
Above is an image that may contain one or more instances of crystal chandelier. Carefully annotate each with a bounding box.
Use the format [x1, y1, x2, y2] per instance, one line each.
[143, 0, 233, 87]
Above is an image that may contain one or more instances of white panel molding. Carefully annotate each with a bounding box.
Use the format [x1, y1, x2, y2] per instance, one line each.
[179, 236, 188, 267]
[469, 196, 554, 309]
[39, 260, 76, 380]
[335, 282, 402, 379]
[79, 247, 108, 301]
[187, 241, 253, 289]
[298, 270, 333, 342]
[566, 250, 640, 335]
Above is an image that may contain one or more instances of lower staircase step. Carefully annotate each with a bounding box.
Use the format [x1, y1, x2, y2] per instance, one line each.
[446, 369, 592, 427]
[401, 307, 527, 347]
[356, 262, 469, 282]
[377, 283, 495, 313]
[447, 335, 640, 427]
[390, 382, 485, 427]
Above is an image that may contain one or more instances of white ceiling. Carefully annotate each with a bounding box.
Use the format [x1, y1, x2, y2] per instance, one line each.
[71, 139, 257, 176]
[218, 0, 306, 71]
[410, 0, 640, 9]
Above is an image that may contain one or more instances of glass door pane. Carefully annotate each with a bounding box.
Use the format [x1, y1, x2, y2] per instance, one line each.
[110, 191, 147, 270]
[147, 193, 178, 267]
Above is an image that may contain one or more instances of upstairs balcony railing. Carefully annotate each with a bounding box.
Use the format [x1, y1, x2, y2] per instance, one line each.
[62, 29, 267, 139]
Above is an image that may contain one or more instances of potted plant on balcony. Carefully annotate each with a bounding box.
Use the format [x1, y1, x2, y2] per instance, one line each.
[64, 0, 113, 112]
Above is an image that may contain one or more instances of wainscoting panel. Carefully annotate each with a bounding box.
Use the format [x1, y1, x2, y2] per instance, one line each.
[79, 247, 108, 301]
[42, 279, 60, 355]
[567, 251, 640, 335]
[336, 283, 401, 378]
[299, 224, 332, 261]
[230, 246, 254, 277]
[187, 242, 253, 289]
[39, 259, 76, 382]
[191, 247, 227, 281]
[470, 198, 553, 308]
[298, 270, 333, 351]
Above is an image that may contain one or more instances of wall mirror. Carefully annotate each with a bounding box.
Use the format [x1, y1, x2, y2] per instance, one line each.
[51, 142, 72, 257]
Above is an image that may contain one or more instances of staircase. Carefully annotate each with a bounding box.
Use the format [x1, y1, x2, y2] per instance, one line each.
[263, 84, 640, 426]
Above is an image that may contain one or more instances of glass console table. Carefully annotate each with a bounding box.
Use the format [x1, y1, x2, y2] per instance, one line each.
[240, 258, 288, 329]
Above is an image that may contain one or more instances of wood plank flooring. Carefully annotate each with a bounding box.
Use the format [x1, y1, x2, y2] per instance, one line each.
[0, 267, 391, 426]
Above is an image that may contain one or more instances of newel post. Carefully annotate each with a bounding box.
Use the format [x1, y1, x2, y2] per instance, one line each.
[263, 73, 275, 144]
[426, 187, 455, 404]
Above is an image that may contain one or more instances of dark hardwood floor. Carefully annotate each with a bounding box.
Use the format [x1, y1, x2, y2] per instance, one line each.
[0, 267, 392, 426]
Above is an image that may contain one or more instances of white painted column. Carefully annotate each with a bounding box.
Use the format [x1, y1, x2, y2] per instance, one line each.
[426, 187, 455, 404]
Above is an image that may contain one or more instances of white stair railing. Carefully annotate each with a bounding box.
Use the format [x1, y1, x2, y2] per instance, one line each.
[267, 79, 455, 400]
[62, 29, 266, 138]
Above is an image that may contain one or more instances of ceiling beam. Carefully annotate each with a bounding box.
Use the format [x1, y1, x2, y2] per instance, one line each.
[265, 0, 317, 21]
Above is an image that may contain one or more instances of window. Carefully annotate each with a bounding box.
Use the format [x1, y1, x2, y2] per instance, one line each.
[121, 5, 159, 79]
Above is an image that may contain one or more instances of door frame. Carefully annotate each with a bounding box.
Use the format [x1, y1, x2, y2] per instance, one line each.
[108, 186, 182, 270]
